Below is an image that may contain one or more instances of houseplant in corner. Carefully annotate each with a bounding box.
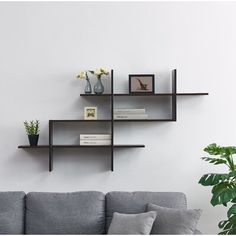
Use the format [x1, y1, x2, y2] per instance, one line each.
[89, 68, 109, 94]
[24, 120, 40, 146]
[199, 143, 236, 234]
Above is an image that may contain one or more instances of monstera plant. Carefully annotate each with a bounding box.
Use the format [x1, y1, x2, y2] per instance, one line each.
[199, 143, 236, 234]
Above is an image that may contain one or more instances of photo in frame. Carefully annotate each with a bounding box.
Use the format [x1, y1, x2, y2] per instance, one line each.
[129, 74, 155, 94]
[84, 107, 97, 120]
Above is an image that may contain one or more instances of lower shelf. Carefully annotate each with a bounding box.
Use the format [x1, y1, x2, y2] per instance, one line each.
[18, 144, 145, 148]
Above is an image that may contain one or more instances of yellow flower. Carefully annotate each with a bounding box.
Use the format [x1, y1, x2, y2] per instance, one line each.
[94, 68, 109, 76]
[76, 71, 86, 79]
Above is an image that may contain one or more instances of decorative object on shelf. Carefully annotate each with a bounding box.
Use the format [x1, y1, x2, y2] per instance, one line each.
[129, 74, 155, 94]
[23, 120, 40, 146]
[114, 108, 148, 120]
[80, 133, 111, 145]
[76, 71, 92, 94]
[89, 68, 109, 94]
[84, 107, 97, 120]
[199, 143, 236, 235]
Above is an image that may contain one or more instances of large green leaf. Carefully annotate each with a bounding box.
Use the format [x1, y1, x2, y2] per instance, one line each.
[227, 204, 236, 218]
[202, 157, 227, 165]
[219, 230, 229, 235]
[218, 218, 236, 234]
[211, 183, 236, 206]
[221, 147, 236, 156]
[204, 143, 236, 157]
[199, 171, 236, 187]
[228, 171, 236, 178]
[228, 226, 236, 234]
[219, 220, 230, 229]
[199, 173, 228, 186]
[204, 143, 222, 155]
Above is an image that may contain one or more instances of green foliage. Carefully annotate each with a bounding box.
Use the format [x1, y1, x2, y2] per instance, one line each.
[199, 143, 236, 234]
[24, 120, 40, 135]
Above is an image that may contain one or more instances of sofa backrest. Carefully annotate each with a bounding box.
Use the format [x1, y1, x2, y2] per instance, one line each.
[105, 191, 187, 232]
[25, 191, 105, 234]
[0, 191, 188, 234]
[0, 191, 25, 234]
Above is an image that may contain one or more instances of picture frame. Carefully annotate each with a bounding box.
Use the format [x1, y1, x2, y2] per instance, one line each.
[129, 74, 155, 94]
[84, 107, 97, 120]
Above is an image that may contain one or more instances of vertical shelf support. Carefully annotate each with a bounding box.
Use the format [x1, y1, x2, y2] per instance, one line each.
[111, 69, 114, 171]
[49, 120, 53, 172]
[172, 69, 177, 121]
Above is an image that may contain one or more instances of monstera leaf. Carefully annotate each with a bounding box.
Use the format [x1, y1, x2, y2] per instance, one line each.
[202, 157, 227, 165]
[218, 204, 236, 234]
[211, 182, 236, 206]
[199, 173, 229, 186]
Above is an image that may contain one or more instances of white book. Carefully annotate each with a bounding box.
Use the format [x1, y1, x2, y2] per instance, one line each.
[80, 140, 111, 145]
[114, 109, 146, 114]
[80, 134, 111, 140]
[114, 114, 148, 119]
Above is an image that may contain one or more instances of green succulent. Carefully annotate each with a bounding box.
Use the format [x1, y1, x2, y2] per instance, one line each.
[24, 120, 40, 135]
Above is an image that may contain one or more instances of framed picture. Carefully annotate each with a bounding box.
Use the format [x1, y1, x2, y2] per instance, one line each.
[84, 107, 97, 120]
[129, 74, 155, 94]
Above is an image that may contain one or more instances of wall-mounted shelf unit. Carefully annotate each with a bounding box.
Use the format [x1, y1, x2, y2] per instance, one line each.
[18, 69, 208, 172]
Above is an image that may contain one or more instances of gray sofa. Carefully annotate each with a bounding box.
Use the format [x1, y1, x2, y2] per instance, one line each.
[0, 191, 201, 234]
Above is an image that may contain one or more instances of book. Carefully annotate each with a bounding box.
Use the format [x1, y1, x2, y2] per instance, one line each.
[114, 114, 148, 119]
[80, 134, 111, 140]
[114, 108, 146, 114]
[80, 140, 111, 145]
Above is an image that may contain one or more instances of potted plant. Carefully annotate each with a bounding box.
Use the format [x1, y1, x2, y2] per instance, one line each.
[24, 120, 40, 146]
[199, 143, 236, 234]
[76, 71, 92, 94]
[89, 68, 109, 94]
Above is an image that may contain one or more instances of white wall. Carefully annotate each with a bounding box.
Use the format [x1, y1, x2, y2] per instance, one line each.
[0, 1, 236, 234]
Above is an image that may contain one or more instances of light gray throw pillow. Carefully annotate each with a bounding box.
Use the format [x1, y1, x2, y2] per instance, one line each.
[108, 211, 157, 235]
[147, 203, 202, 234]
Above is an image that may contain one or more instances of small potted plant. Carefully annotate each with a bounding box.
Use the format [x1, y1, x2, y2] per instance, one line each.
[89, 68, 109, 94]
[24, 120, 40, 146]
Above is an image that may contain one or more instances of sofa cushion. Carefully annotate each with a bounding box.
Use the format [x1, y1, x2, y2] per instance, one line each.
[108, 211, 157, 235]
[0, 191, 25, 234]
[105, 191, 187, 232]
[26, 191, 105, 234]
[147, 203, 202, 234]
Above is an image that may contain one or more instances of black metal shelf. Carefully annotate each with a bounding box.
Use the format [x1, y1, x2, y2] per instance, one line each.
[50, 119, 112, 123]
[18, 69, 208, 172]
[18, 145, 49, 149]
[80, 94, 111, 97]
[114, 119, 175, 122]
[80, 93, 208, 97]
[18, 144, 145, 148]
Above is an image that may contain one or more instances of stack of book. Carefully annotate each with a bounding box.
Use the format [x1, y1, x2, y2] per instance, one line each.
[113, 108, 148, 120]
[80, 134, 111, 146]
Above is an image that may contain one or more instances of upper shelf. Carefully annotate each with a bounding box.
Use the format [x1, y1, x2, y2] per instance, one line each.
[80, 93, 208, 97]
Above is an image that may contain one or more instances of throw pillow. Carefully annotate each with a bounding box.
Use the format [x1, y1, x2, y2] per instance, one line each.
[107, 211, 157, 235]
[147, 203, 202, 234]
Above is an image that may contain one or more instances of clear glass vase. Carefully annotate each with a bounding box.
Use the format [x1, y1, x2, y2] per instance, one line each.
[94, 76, 104, 94]
[84, 78, 92, 94]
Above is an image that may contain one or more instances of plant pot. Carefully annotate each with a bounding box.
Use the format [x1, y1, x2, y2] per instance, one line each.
[28, 135, 39, 146]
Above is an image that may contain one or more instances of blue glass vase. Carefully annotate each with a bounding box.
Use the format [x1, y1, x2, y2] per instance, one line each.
[94, 76, 104, 94]
[84, 78, 92, 94]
